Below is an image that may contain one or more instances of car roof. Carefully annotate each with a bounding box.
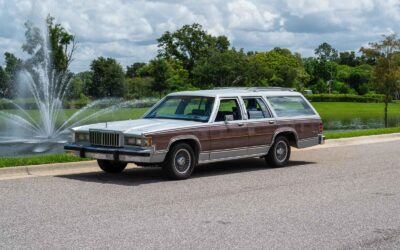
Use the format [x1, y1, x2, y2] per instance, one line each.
[167, 87, 303, 98]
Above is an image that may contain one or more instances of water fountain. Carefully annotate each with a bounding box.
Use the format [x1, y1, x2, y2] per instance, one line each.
[0, 23, 156, 156]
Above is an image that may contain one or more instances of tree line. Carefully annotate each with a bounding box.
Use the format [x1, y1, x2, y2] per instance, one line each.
[1, 20, 399, 104]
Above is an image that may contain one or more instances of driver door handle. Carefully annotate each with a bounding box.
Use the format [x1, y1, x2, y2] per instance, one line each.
[237, 122, 244, 127]
[268, 120, 275, 124]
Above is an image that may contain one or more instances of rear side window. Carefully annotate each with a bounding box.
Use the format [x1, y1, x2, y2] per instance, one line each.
[243, 97, 272, 119]
[267, 96, 316, 117]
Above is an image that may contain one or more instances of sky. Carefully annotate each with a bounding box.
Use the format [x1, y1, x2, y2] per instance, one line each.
[0, 0, 399, 72]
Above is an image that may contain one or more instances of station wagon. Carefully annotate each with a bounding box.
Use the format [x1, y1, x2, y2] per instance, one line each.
[65, 87, 325, 179]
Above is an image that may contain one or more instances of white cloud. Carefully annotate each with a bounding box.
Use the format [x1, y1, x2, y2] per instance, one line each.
[0, 0, 399, 71]
[227, 0, 278, 31]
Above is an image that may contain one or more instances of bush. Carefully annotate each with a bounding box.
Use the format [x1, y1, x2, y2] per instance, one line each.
[65, 95, 91, 109]
[306, 93, 386, 103]
[0, 98, 38, 110]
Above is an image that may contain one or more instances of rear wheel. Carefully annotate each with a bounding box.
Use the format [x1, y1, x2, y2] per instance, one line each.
[162, 143, 196, 180]
[266, 136, 291, 167]
[97, 160, 127, 173]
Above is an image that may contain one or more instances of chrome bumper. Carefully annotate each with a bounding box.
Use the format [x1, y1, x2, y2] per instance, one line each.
[64, 144, 166, 163]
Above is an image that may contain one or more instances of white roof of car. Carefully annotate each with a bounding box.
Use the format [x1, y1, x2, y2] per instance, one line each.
[168, 87, 302, 98]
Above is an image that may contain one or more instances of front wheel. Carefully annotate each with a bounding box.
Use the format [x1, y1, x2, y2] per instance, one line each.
[97, 160, 127, 173]
[266, 136, 291, 167]
[162, 143, 196, 180]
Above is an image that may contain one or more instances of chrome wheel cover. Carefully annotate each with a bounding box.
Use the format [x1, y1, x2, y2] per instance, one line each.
[275, 141, 288, 162]
[173, 148, 191, 174]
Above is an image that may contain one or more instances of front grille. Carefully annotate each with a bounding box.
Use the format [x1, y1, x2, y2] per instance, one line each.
[89, 130, 121, 147]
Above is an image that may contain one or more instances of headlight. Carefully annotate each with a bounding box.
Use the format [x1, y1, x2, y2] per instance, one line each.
[74, 132, 89, 142]
[125, 136, 152, 147]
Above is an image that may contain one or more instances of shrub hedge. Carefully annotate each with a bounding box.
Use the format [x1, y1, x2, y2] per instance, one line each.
[305, 94, 386, 103]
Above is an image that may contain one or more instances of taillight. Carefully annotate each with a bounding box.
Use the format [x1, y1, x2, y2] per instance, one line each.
[319, 122, 324, 133]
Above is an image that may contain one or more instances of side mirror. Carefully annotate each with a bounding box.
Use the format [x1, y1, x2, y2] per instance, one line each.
[224, 114, 234, 123]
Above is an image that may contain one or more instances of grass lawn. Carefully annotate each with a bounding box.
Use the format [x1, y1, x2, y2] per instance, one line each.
[0, 154, 92, 168]
[324, 127, 400, 139]
[312, 102, 400, 121]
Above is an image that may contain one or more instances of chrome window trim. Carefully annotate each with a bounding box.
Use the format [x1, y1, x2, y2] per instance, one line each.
[274, 115, 321, 121]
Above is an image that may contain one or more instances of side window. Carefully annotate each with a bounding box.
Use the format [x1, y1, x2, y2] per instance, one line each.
[215, 99, 242, 122]
[267, 96, 316, 117]
[243, 98, 271, 119]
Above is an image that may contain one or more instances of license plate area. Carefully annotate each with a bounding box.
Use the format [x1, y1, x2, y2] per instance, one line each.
[85, 152, 114, 160]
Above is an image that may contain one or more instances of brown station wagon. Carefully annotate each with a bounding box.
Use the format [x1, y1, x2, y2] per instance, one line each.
[65, 87, 325, 179]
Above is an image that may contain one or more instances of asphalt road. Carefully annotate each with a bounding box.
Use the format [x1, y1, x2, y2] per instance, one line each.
[1, 140, 400, 249]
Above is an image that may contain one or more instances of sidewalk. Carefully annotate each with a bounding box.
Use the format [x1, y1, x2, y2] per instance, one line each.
[1, 133, 399, 180]
[293, 132, 400, 151]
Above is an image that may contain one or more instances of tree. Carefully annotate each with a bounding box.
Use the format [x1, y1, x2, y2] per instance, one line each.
[247, 54, 274, 87]
[303, 43, 340, 93]
[2, 52, 23, 98]
[75, 71, 93, 97]
[0, 66, 9, 98]
[192, 49, 248, 88]
[145, 58, 192, 97]
[157, 23, 230, 75]
[360, 34, 400, 127]
[126, 62, 146, 78]
[315, 42, 338, 62]
[68, 71, 92, 100]
[124, 77, 153, 99]
[46, 15, 76, 74]
[165, 60, 192, 91]
[89, 57, 125, 98]
[22, 16, 75, 75]
[251, 48, 308, 88]
[339, 51, 360, 66]
[150, 59, 170, 97]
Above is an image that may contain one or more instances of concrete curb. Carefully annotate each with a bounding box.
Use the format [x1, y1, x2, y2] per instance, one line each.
[0, 160, 99, 180]
[1, 133, 399, 180]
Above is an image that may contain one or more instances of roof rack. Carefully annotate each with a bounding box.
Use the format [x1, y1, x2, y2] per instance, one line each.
[213, 87, 294, 92]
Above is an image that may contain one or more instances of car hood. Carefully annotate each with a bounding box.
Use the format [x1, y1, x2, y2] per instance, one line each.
[72, 119, 203, 135]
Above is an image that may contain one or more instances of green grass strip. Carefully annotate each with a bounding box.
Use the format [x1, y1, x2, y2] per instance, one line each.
[0, 154, 91, 168]
[325, 127, 400, 139]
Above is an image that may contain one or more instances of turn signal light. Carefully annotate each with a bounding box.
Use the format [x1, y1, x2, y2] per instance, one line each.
[319, 122, 324, 133]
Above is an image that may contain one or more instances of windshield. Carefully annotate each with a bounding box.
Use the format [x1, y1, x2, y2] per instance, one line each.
[145, 96, 215, 122]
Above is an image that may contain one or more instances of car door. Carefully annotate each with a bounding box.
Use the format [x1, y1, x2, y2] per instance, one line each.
[209, 97, 248, 160]
[242, 97, 277, 155]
